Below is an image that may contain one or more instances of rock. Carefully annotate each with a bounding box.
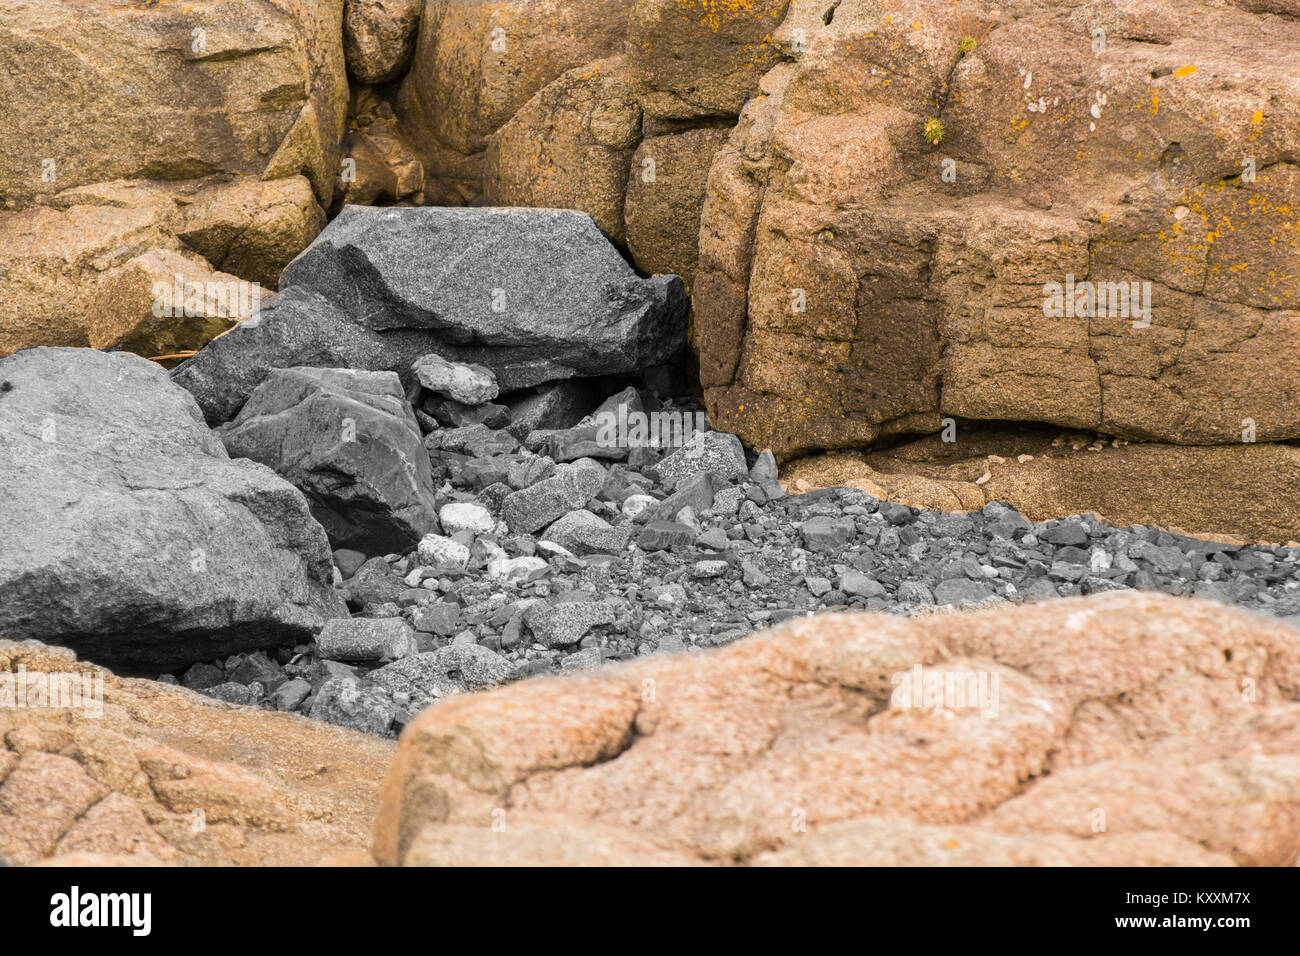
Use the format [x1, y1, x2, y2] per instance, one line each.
[840, 571, 886, 599]
[343, 0, 423, 83]
[395, 0, 633, 200]
[625, 128, 732, 286]
[655, 430, 748, 486]
[800, 516, 856, 554]
[636, 521, 695, 552]
[333, 549, 369, 580]
[218, 367, 439, 554]
[175, 207, 687, 420]
[200, 682, 260, 706]
[541, 510, 630, 556]
[696, 3, 1300, 458]
[0, 349, 345, 671]
[333, 89, 428, 208]
[626, 0, 789, 119]
[524, 599, 618, 648]
[0, 0, 347, 210]
[316, 618, 417, 663]
[270, 678, 312, 712]
[692, 560, 728, 579]
[416, 535, 471, 572]
[374, 592, 1300, 866]
[482, 57, 642, 244]
[412, 353, 499, 405]
[933, 579, 997, 608]
[0, 640, 392, 866]
[345, 558, 409, 607]
[309, 678, 397, 735]
[505, 380, 599, 436]
[423, 397, 511, 429]
[85, 249, 253, 357]
[371, 644, 511, 706]
[784, 431, 1300, 544]
[501, 459, 607, 533]
[439, 503, 495, 537]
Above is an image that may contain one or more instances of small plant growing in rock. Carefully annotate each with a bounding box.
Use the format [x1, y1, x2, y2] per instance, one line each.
[954, 5, 998, 58]
[923, 117, 945, 145]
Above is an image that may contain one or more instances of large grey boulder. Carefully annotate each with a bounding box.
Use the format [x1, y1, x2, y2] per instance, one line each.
[171, 206, 688, 422]
[0, 348, 347, 671]
[218, 367, 438, 555]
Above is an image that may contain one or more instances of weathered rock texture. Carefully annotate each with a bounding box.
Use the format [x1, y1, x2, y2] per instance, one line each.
[0, 179, 322, 357]
[0, 0, 347, 209]
[344, 0, 423, 83]
[0, 349, 346, 671]
[482, 57, 643, 245]
[0, 641, 393, 866]
[173, 207, 688, 423]
[626, 0, 792, 119]
[396, 0, 634, 205]
[218, 367, 439, 555]
[375, 591, 1300, 865]
[625, 126, 733, 287]
[782, 425, 1300, 544]
[0, 0, 344, 358]
[694, 0, 1300, 458]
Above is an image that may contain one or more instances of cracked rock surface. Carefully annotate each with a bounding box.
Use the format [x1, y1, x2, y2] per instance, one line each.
[374, 591, 1300, 866]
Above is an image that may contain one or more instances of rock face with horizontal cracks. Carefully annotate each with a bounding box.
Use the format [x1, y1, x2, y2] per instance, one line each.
[0, 0, 348, 209]
[218, 367, 439, 555]
[781, 425, 1300, 544]
[0, 348, 346, 672]
[693, 0, 1300, 458]
[374, 591, 1300, 866]
[172, 206, 688, 423]
[0, 641, 393, 866]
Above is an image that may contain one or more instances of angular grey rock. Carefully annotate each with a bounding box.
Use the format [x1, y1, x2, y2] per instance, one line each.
[345, 557, 408, 607]
[655, 430, 748, 486]
[174, 207, 686, 421]
[0, 348, 346, 671]
[840, 570, 886, 599]
[270, 677, 312, 712]
[541, 510, 631, 556]
[505, 379, 598, 436]
[309, 677, 396, 735]
[423, 397, 511, 430]
[218, 367, 439, 554]
[370, 644, 510, 714]
[501, 458, 607, 533]
[636, 520, 695, 552]
[316, 617, 417, 662]
[800, 516, 857, 553]
[412, 353, 499, 405]
[200, 682, 260, 706]
[933, 579, 997, 607]
[524, 599, 618, 648]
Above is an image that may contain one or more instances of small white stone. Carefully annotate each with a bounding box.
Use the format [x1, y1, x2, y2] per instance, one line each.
[439, 502, 495, 536]
[417, 533, 470, 570]
[622, 494, 656, 519]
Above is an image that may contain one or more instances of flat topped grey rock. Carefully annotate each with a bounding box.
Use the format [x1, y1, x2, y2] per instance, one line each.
[173, 206, 687, 423]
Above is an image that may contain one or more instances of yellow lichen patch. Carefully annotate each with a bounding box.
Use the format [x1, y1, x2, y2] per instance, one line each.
[1172, 65, 1197, 78]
